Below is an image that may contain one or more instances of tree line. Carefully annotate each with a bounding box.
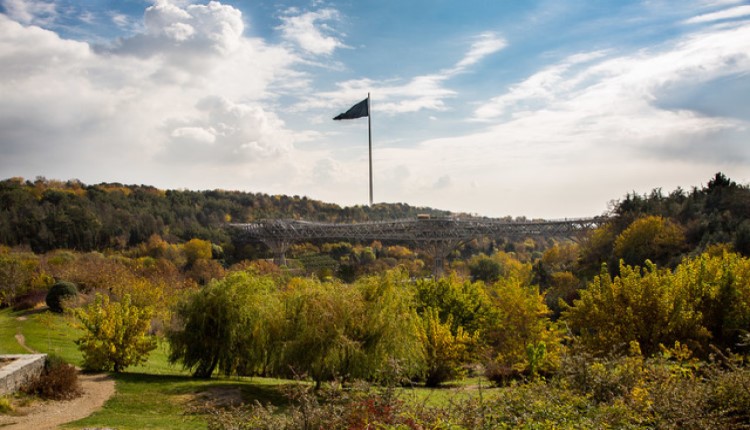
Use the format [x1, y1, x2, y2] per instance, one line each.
[0, 177, 449, 256]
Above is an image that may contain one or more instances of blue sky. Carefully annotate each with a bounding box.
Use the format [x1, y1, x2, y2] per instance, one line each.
[1, 0, 749, 218]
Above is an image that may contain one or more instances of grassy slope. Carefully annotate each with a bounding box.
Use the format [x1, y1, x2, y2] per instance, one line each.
[0, 308, 290, 429]
[1, 308, 495, 429]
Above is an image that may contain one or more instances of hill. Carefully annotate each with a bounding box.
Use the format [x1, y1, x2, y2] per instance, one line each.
[0, 177, 450, 254]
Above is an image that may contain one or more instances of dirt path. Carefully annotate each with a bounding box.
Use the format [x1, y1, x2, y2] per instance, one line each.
[0, 372, 115, 430]
[13, 333, 36, 354]
[0, 319, 117, 429]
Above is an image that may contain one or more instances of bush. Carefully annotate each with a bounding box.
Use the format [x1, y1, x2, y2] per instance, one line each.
[0, 396, 13, 414]
[45, 281, 78, 313]
[21, 355, 82, 400]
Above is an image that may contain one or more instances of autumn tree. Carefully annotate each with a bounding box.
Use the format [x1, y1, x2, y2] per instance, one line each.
[183, 238, 213, 266]
[613, 216, 686, 267]
[75, 294, 157, 372]
[482, 276, 561, 383]
[419, 308, 475, 387]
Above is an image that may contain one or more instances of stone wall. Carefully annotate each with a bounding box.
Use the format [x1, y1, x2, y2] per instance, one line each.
[0, 354, 47, 396]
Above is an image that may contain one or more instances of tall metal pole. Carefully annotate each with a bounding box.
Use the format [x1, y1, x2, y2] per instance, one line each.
[368, 92, 373, 206]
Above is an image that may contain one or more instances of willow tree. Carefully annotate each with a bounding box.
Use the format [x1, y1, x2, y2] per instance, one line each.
[166, 271, 280, 378]
[276, 271, 424, 387]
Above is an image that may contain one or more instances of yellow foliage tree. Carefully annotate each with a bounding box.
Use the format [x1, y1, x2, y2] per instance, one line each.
[614, 216, 685, 267]
[482, 276, 561, 383]
[183, 238, 212, 265]
[419, 308, 475, 387]
[75, 294, 157, 372]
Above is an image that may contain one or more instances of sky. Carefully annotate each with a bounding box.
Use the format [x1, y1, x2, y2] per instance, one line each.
[1, 0, 749, 219]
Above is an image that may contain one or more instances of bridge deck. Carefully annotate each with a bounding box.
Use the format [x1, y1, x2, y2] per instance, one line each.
[230, 216, 604, 242]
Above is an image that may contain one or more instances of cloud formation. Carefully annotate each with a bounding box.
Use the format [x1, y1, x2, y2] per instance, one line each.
[278, 8, 346, 55]
[471, 22, 750, 162]
[1, 1, 748, 217]
[298, 32, 507, 115]
[684, 4, 750, 23]
[1, 0, 56, 25]
[0, 1, 301, 186]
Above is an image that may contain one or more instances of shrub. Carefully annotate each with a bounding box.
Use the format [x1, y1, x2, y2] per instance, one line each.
[21, 355, 82, 400]
[0, 396, 13, 414]
[45, 281, 78, 313]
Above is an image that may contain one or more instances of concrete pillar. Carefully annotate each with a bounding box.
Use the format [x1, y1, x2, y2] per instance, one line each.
[264, 239, 292, 267]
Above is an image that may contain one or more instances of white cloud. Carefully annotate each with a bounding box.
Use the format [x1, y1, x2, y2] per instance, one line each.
[298, 32, 506, 115]
[1, 0, 56, 25]
[277, 8, 345, 56]
[454, 32, 507, 70]
[684, 5, 750, 23]
[162, 96, 293, 163]
[0, 2, 306, 189]
[474, 50, 608, 120]
[381, 21, 750, 216]
[110, 12, 130, 29]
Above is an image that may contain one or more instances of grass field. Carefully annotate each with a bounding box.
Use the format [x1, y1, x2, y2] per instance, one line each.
[1, 307, 493, 429]
[0, 308, 292, 429]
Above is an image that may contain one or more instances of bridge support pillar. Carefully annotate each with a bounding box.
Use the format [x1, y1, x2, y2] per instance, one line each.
[263, 239, 292, 267]
[425, 239, 462, 277]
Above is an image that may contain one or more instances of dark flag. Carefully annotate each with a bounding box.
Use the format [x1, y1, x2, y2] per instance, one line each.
[333, 98, 369, 120]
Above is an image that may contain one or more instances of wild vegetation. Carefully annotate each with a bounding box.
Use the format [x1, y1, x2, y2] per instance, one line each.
[0, 172, 749, 428]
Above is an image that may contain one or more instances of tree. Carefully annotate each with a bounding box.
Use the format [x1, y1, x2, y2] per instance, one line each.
[0, 251, 41, 307]
[482, 276, 561, 383]
[45, 281, 78, 313]
[167, 272, 280, 378]
[468, 254, 502, 283]
[277, 271, 424, 387]
[413, 275, 491, 335]
[419, 308, 474, 387]
[613, 216, 685, 267]
[75, 294, 157, 372]
[183, 238, 213, 265]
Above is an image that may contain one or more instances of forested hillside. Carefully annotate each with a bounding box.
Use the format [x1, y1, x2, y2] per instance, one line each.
[0, 177, 449, 254]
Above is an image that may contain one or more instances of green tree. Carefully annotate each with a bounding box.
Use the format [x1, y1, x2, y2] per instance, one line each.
[354, 270, 425, 381]
[277, 278, 367, 387]
[468, 254, 502, 283]
[277, 271, 424, 387]
[413, 275, 490, 335]
[75, 293, 157, 372]
[167, 272, 279, 378]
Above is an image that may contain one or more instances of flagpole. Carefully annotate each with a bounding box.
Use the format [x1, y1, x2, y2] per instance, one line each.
[368, 92, 373, 206]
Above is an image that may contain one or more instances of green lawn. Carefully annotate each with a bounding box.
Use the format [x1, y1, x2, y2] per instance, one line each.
[1, 307, 495, 429]
[0, 308, 298, 429]
[0, 308, 31, 354]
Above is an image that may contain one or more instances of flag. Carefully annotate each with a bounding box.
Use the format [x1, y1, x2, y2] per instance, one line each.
[333, 97, 369, 120]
